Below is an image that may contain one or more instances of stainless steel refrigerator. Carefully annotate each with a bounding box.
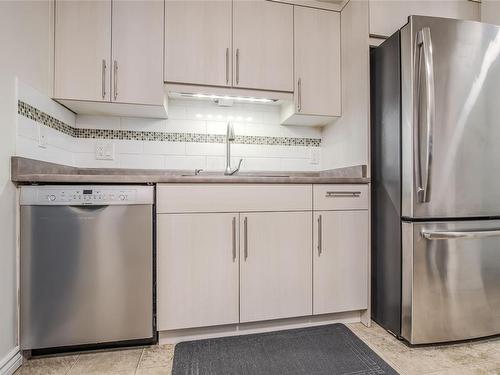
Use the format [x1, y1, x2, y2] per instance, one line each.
[371, 15, 500, 345]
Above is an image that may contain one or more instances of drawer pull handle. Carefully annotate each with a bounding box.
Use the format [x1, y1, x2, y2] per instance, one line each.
[325, 191, 361, 198]
[422, 229, 500, 240]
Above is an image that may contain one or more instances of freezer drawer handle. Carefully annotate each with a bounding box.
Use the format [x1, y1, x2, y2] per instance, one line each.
[422, 229, 500, 240]
[325, 191, 361, 198]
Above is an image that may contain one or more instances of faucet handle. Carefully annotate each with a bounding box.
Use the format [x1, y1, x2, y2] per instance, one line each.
[194, 168, 204, 175]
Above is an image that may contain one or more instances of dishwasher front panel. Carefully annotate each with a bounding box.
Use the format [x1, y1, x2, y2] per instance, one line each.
[402, 219, 500, 344]
[21, 204, 153, 349]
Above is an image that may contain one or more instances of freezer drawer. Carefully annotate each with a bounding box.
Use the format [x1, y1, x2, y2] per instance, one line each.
[402, 220, 500, 344]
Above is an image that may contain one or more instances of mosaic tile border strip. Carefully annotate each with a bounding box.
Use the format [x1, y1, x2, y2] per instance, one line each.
[18, 101, 321, 147]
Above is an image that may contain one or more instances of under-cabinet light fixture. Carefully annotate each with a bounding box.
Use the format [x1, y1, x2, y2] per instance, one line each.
[175, 92, 277, 103]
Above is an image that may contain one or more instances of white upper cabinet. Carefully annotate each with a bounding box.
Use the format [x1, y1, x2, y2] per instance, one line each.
[54, 0, 165, 117]
[54, 0, 111, 102]
[165, 1, 232, 87]
[369, 0, 480, 38]
[233, 0, 294, 92]
[294, 6, 341, 117]
[112, 0, 164, 106]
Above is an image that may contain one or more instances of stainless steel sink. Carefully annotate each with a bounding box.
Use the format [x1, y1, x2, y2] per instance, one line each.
[180, 172, 289, 178]
[241, 174, 290, 178]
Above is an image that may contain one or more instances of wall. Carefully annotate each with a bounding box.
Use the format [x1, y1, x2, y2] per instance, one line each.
[0, 1, 53, 372]
[321, 0, 370, 172]
[369, 0, 480, 38]
[16, 82, 76, 166]
[481, 1, 500, 25]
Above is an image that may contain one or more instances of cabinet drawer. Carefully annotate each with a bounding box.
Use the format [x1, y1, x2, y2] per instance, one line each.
[157, 184, 312, 213]
[313, 184, 368, 211]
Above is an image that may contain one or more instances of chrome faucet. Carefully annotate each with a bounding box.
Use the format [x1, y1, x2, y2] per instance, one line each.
[225, 121, 243, 175]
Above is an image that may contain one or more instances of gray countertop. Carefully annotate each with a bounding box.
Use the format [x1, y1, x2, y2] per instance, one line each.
[11, 157, 370, 184]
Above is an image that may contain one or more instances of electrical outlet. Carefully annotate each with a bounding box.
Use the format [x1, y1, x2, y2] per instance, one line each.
[37, 124, 47, 148]
[309, 147, 320, 165]
[95, 141, 115, 160]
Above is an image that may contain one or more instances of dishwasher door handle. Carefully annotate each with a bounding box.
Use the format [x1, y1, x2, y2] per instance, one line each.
[68, 205, 109, 210]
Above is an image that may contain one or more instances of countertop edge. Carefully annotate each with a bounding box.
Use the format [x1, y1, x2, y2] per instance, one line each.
[13, 174, 370, 184]
[11, 157, 370, 184]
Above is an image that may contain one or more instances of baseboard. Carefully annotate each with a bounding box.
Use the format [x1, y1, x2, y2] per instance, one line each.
[0, 347, 23, 375]
[160, 310, 362, 345]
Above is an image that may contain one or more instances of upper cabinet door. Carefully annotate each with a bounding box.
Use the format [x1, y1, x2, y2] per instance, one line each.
[54, 0, 111, 102]
[294, 7, 341, 117]
[165, 1, 232, 87]
[112, 0, 164, 106]
[233, 0, 293, 92]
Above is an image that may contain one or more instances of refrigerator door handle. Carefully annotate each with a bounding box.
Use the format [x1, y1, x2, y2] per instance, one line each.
[422, 229, 500, 240]
[414, 27, 435, 203]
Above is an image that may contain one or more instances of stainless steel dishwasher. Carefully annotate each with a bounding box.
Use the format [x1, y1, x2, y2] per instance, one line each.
[20, 185, 154, 351]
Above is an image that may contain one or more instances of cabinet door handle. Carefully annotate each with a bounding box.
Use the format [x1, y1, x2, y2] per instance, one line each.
[297, 77, 302, 112]
[236, 48, 240, 85]
[226, 47, 230, 85]
[232, 216, 237, 261]
[113, 60, 118, 100]
[244, 216, 248, 260]
[318, 214, 322, 256]
[325, 191, 361, 198]
[101, 59, 107, 99]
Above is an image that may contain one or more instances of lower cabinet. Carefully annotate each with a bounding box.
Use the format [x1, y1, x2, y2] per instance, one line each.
[239, 212, 312, 323]
[156, 183, 369, 332]
[313, 210, 369, 315]
[157, 213, 239, 330]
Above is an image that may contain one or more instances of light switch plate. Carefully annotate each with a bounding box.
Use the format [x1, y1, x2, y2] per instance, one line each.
[309, 147, 320, 165]
[95, 141, 115, 160]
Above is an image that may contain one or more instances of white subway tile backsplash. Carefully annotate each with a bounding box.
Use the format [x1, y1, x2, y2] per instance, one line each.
[120, 117, 166, 132]
[206, 156, 226, 171]
[18, 96, 322, 172]
[17, 116, 38, 140]
[115, 140, 143, 154]
[76, 115, 121, 130]
[282, 125, 322, 139]
[206, 121, 228, 135]
[242, 157, 282, 171]
[16, 135, 75, 166]
[281, 158, 319, 172]
[165, 118, 206, 133]
[165, 155, 206, 170]
[145, 141, 186, 155]
[70, 138, 95, 153]
[18, 81, 76, 126]
[185, 142, 225, 157]
[120, 154, 165, 169]
[74, 152, 120, 168]
[44, 126, 74, 152]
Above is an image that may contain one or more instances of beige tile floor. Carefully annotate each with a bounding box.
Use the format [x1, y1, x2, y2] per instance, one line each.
[15, 322, 500, 374]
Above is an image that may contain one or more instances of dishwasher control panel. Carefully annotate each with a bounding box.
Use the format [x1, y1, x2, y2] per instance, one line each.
[20, 185, 154, 206]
